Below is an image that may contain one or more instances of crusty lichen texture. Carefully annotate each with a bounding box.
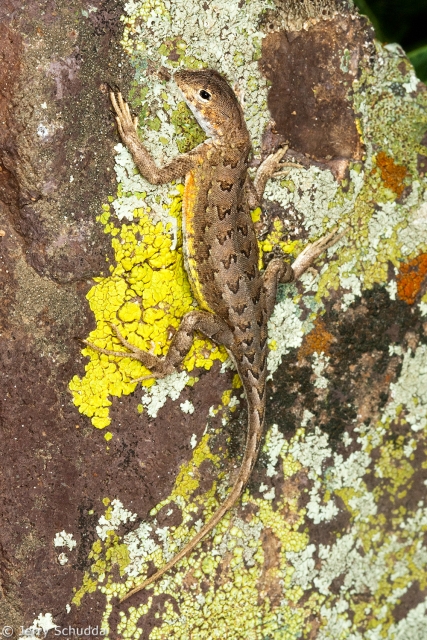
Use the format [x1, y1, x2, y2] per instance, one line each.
[69, 189, 227, 431]
[68, 0, 427, 636]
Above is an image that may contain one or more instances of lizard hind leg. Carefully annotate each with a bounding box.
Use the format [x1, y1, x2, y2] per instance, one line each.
[83, 311, 234, 383]
[262, 256, 294, 321]
[82, 323, 171, 379]
[291, 227, 347, 280]
[261, 228, 347, 320]
[246, 146, 304, 210]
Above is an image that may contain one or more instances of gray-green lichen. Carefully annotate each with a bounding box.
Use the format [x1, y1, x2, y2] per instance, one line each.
[67, 0, 427, 637]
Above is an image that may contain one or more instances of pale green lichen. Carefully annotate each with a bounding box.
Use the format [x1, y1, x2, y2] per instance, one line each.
[383, 344, 427, 432]
[120, 0, 276, 153]
[74, 379, 427, 637]
[73, 418, 317, 638]
[73, 370, 427, 638]
[68, 0, 427, 635]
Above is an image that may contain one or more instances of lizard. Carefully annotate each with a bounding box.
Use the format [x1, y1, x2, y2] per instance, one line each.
[84, 69, 343, 603]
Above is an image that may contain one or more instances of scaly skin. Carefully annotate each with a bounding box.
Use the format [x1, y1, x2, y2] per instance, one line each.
[85, 69, 343, 603]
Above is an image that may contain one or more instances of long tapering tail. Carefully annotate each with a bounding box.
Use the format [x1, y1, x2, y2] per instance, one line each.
[120, 381, 264, 603]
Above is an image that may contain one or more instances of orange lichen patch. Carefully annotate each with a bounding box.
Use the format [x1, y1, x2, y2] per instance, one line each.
[376, 151, 407, 198]
[298, 317, 334, 359]
[396, 253, 427, 304]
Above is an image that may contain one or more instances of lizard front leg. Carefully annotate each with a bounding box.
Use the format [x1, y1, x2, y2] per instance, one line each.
[83, 310, 234, 382]
[110, 92, 200, 185]
[245, 147, 286, 210]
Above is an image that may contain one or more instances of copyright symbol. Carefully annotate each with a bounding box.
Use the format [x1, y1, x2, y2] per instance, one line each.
[2, 627, 13, 638]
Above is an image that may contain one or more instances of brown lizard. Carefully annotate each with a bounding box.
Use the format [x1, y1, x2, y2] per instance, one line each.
[84, 69, 343, 603]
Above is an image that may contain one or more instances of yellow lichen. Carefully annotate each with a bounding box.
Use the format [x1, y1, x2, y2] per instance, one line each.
[69, 190, 227, 430]
[258, 218, 299, 270]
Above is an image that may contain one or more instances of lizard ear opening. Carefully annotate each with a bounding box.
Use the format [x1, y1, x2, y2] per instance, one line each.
[199, 89, 211, 101]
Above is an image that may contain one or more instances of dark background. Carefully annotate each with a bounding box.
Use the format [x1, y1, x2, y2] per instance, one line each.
[354, 0, 427, 80]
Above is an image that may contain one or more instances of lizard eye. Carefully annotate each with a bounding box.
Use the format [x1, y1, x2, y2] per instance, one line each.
[199, 89, 211, 101]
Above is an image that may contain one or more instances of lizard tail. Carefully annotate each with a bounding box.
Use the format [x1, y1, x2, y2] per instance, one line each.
[119, 382, 264, 603]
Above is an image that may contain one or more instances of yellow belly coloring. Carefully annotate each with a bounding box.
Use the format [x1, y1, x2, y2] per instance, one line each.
[182, 171, 214, 313]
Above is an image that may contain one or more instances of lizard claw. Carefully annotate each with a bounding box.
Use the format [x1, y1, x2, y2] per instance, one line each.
[110, 91, 139, 141]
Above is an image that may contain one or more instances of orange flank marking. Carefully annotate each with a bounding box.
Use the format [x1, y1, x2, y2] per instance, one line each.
[182, 171, 214, 312]
[182, 171, 197, 224]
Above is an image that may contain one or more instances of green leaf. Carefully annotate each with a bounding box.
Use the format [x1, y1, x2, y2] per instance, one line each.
[408, 45, 427, 83]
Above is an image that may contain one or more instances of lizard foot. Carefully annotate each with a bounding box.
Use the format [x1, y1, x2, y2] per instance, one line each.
[110, 91, 139, 143]
[292, 227, 347, 280]
[263, 245, 294, 283]
[273, 160, 304, 178]
[82, 323, 166, 375]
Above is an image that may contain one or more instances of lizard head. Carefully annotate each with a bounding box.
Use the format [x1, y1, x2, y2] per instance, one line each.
[174, 69, 248, 141]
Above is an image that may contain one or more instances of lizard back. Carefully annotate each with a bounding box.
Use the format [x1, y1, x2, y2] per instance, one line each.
[177, 69, 267, 377]
[177, 68, 269, 478]
[119, 69, 274, 601]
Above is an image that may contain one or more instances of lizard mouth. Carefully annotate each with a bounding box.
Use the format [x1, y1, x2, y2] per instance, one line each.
[173, 75, 217, 138]
[183, 95, 216, 138]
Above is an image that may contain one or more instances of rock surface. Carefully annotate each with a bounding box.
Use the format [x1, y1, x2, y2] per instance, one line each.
[1, 0, 427, 637]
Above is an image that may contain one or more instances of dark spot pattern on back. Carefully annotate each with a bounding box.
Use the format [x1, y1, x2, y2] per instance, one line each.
[216, 229, 234, 246]
[237, 224, 249, 237]
[221, 253, 237, 269]
[241, 242, 253, 259]
[243, 335, 254, 348]
[235, 317, 251, 332]
[219, 181, 233, 192]
[250, 368, 261, 381]
[232, 302, 247, 314]
[227, 278, 240, 294]
[247, 264, 257, 280]
[252, 289, 261, 305]
[245, 352, 256, 364]
[218, 206, 232, 221]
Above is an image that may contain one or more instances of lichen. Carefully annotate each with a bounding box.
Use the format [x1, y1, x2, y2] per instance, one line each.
[375, 151, 408, 198]
[396, 252, 427, 304]
[69, 0, 427, 636]
[72, 419, 317, 638]
[69, 192, 227, 429]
